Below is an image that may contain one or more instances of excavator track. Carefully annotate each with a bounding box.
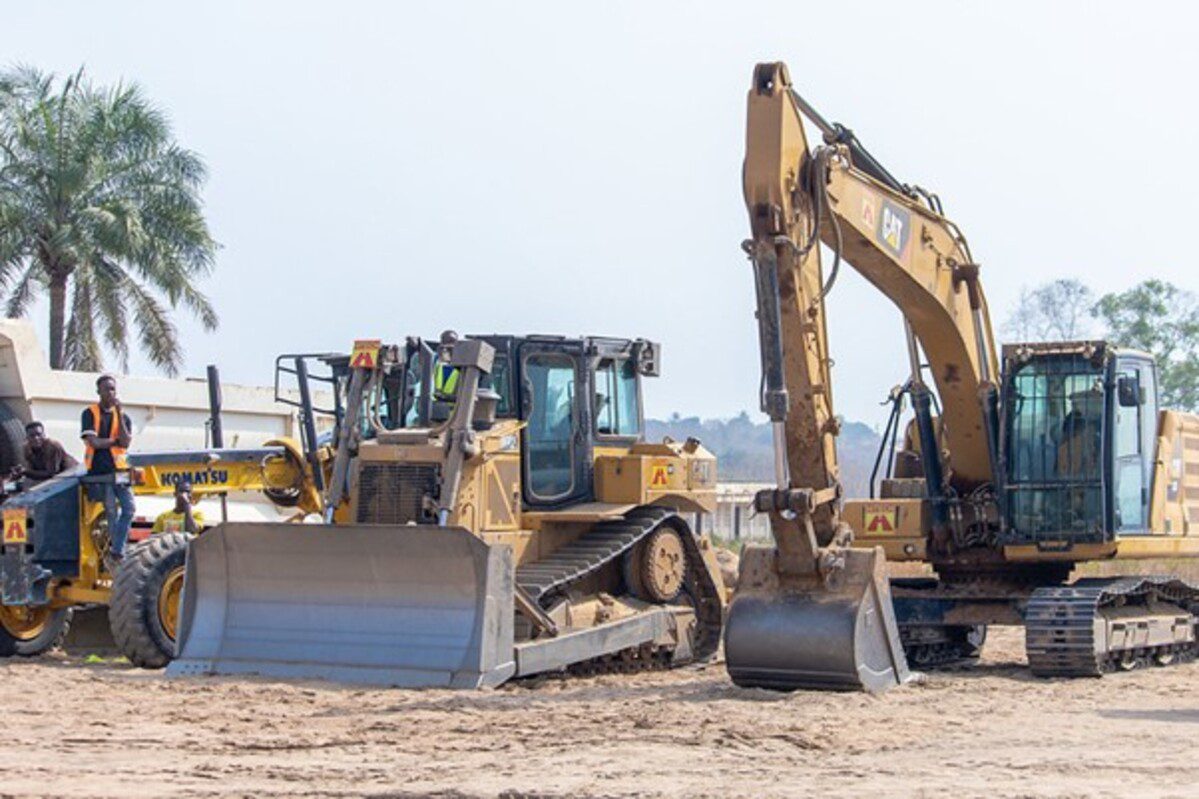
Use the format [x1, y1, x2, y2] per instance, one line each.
[1025, 576, 1199, 677]
[516, 506, 722, 672]
[900, 625, 986, 670]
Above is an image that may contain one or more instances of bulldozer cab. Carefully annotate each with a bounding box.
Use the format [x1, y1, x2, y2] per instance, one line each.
[1001, 341, 1159, 545]
[374, 334, 661, 511]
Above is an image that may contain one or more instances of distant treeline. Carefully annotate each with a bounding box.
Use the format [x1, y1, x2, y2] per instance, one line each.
[646, 413, 882, 498]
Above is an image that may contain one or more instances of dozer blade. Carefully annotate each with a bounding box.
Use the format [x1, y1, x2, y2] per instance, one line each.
[167, 522, 516, 688]
[725, 545, 911, 692]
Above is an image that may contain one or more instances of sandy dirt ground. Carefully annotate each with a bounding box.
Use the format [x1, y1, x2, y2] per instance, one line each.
[0, 627, 1195, 799]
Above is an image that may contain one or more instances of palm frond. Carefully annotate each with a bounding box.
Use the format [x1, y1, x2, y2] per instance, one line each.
[4, 261, 43, 318]
[180, 283, 218, 330]
[93, 258, 130, 371]
[63, 267, 102, 371]
[125, 274, 182, 375]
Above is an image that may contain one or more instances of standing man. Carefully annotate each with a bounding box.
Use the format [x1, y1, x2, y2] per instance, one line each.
[81, 375, 134, 571]
[15, 421, 78, 485]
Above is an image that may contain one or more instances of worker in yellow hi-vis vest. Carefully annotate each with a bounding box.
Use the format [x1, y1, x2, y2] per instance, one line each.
[152, 480, 205, 534]
[433, 329, 460, 402]
[80, 374, 135, 573]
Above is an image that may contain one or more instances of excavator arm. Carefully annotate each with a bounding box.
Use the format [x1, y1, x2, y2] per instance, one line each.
[745, 62, 999, 499]
[726, 62, 1001, 693]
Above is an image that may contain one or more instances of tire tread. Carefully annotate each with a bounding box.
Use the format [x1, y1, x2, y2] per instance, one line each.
[109, 532, 190, 668]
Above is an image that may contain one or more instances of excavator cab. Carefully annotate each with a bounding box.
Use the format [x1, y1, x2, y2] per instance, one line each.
[1002, 342, 1158, 544]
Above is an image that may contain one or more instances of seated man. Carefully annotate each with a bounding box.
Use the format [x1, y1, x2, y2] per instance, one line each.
[152, 481, 204, 535]
[15, 421, 78, 486]
[1058, 389, 1103, 479]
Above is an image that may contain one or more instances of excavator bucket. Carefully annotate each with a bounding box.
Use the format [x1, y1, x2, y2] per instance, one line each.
[167, 522, 517, 688]
[725, 545, 911, 692]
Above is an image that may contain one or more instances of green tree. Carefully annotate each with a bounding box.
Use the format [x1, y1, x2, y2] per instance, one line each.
[0, 66, 217, 374]
[1093, 279, 1199, 411]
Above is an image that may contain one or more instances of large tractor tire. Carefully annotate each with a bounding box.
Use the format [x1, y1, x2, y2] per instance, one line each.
[0, 605, 72, 657]
[109, 532, 191, 668]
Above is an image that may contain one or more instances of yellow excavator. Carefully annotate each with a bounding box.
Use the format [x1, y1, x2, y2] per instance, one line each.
[726, 62, 1199, 691]
[169, 334, 726, 686]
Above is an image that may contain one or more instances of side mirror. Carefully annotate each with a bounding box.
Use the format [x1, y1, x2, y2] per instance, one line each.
[1116, 375, 1142, 407]
[635, 340, 661, 377]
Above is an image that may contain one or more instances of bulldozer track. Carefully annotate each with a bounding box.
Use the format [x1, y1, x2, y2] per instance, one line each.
[1025, 576, 1199, 677]
[515, 506, 722, 672]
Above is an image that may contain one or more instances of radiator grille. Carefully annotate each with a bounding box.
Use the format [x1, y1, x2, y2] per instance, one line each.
[355, 463, 440, 525]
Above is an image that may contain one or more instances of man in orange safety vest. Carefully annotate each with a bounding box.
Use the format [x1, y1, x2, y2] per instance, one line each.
[81, 374, 135, 572]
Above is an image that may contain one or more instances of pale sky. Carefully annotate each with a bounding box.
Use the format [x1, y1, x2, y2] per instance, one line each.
[5, 2, 1197, 426]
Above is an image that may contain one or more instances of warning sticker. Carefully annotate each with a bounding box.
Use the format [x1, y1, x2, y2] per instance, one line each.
[861, 196, 876, 229]
[650, 465, 670, 487]
[863, 505, 898, 534]
[3, 508, 27, 544]
[350, 339, 382, 370]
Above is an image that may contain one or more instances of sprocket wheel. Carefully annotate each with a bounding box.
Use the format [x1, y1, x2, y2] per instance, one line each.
[624, 526, 688, 603]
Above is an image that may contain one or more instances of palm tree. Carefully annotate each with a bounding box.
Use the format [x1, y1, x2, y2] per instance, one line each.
[0, 66, 217, 374]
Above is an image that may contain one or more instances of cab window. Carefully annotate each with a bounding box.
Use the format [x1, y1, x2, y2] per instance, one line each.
[595, 358, 641, 437]
[338, 369, 404, 440]
[524, 352, 578, 500]
[403, 349, 425, 427]
[402, 348, 512, 426]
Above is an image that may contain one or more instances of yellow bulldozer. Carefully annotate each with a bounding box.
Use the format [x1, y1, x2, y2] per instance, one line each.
[169, 334, 726, 686]
[724, 62, 1199, 691]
